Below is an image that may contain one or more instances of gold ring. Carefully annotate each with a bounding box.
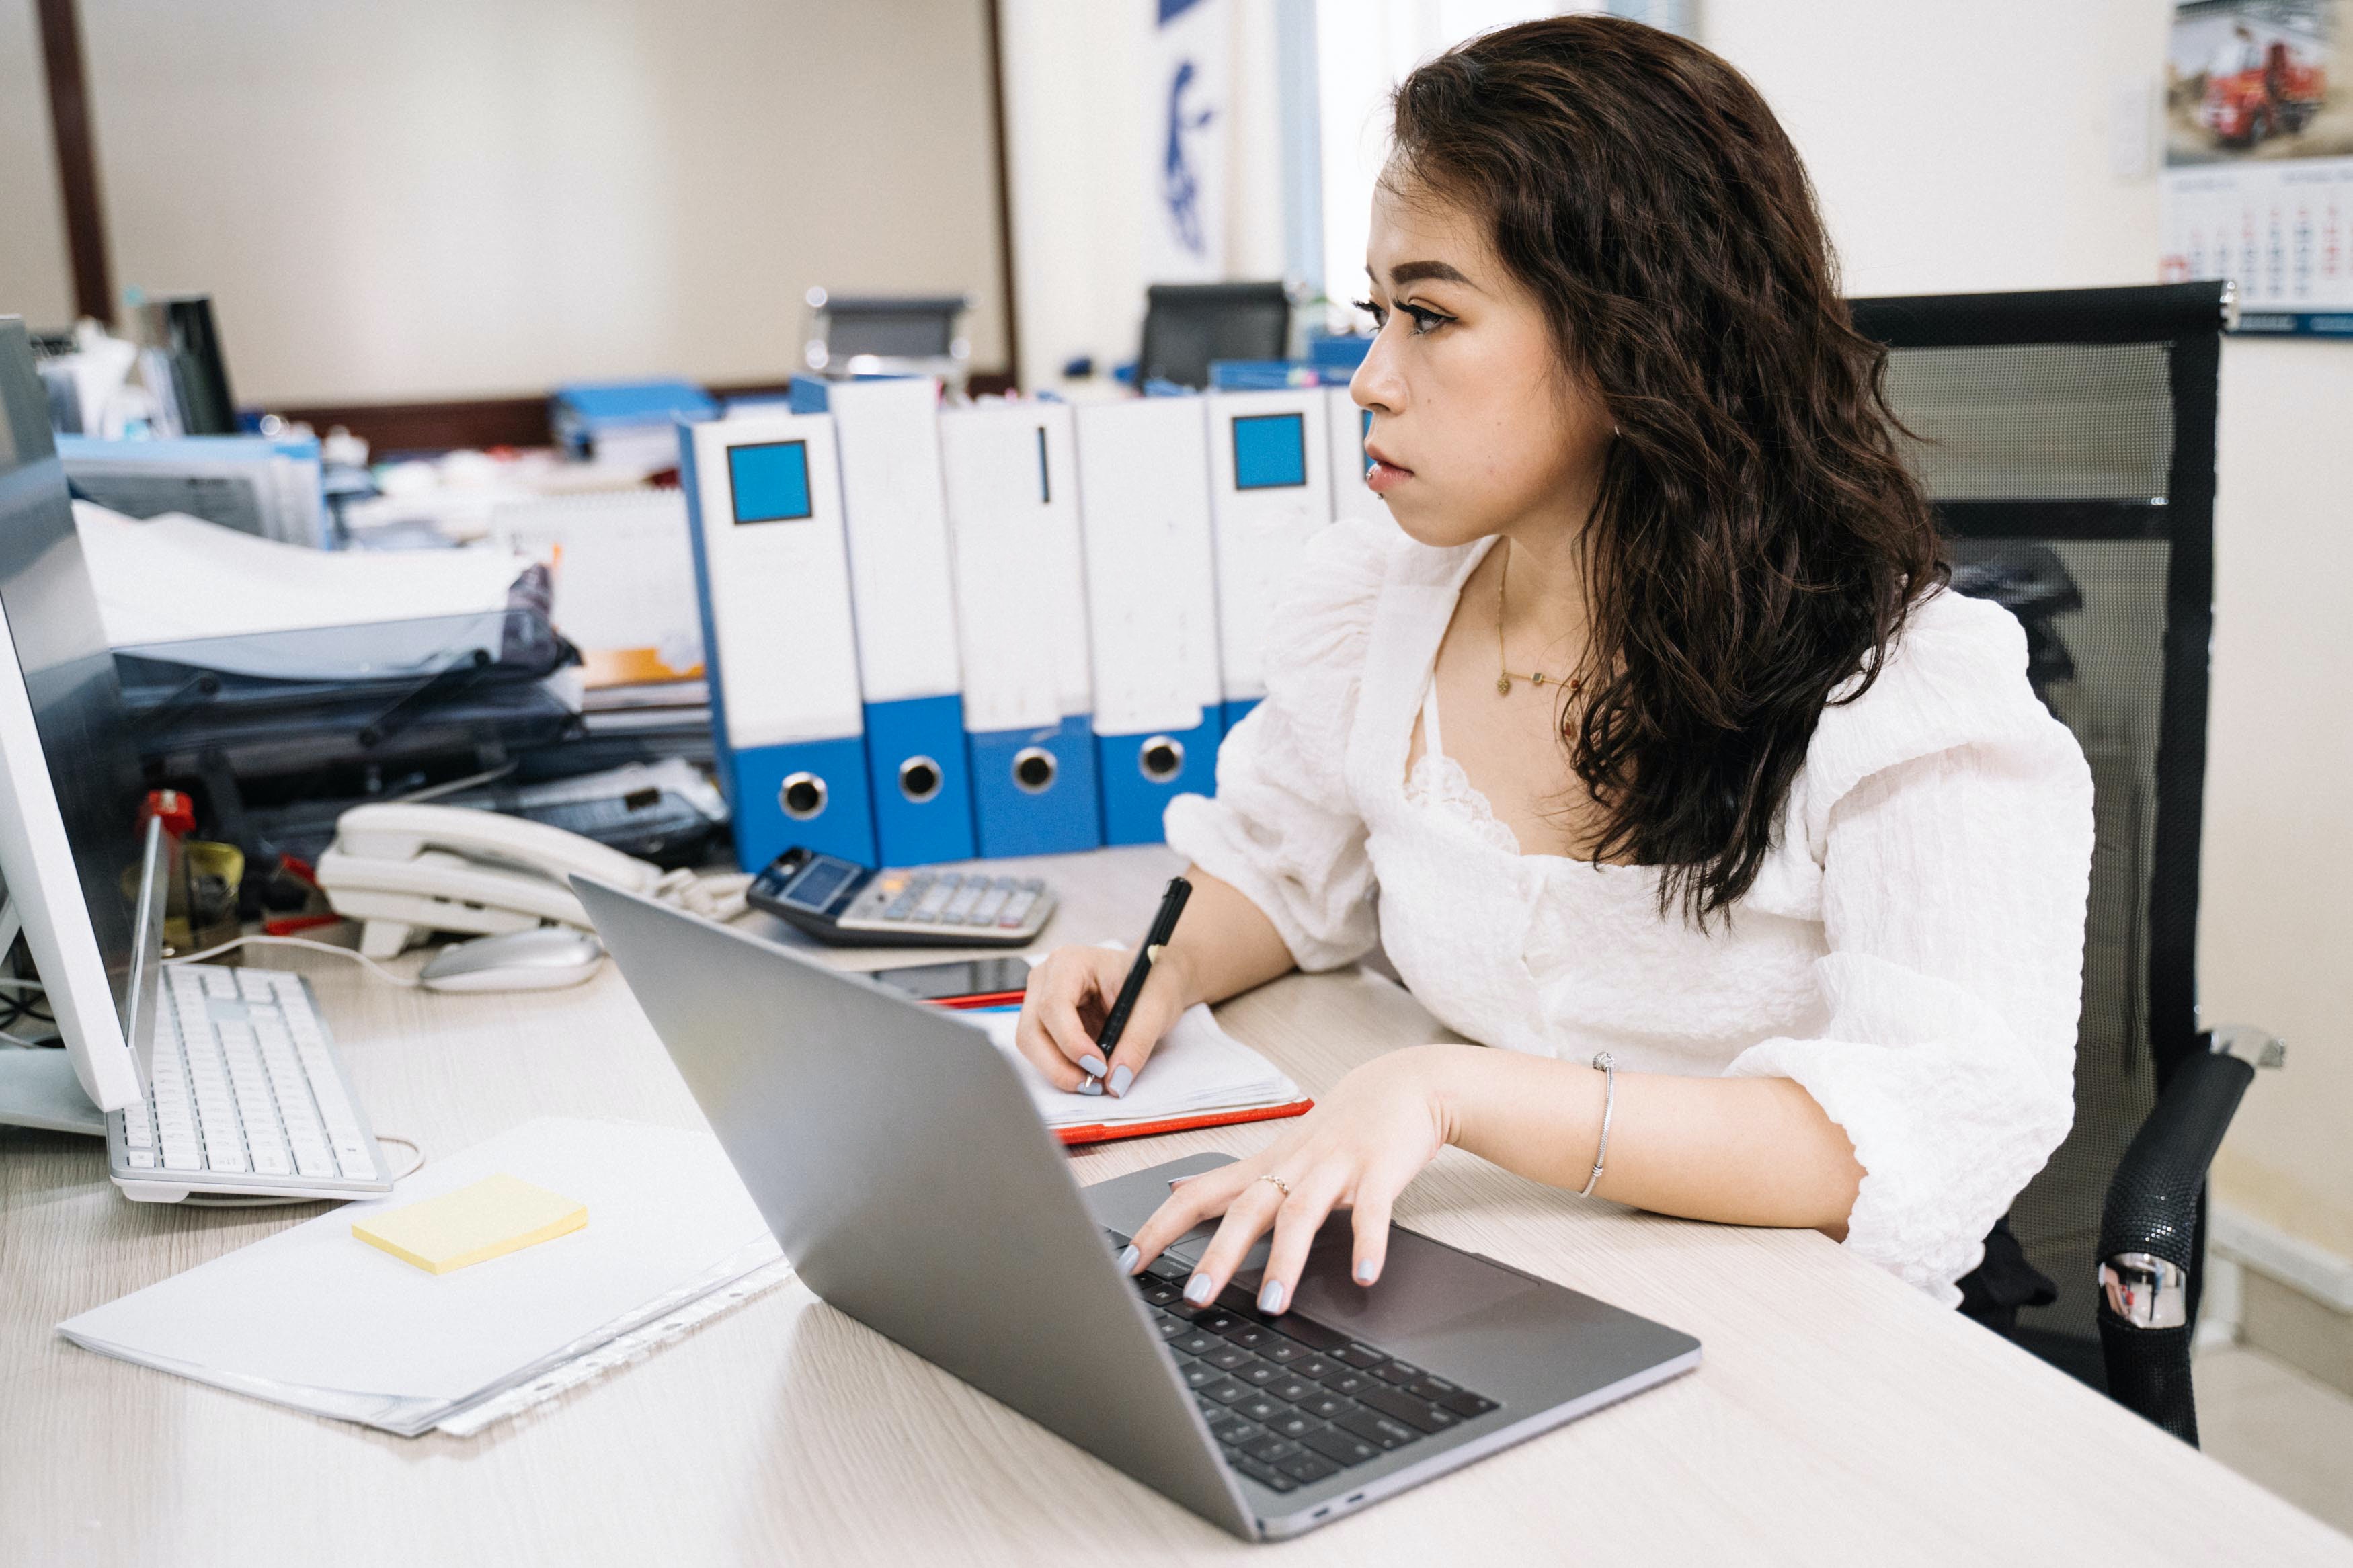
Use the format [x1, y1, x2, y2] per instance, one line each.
[1255, 1175, 1292, 1198]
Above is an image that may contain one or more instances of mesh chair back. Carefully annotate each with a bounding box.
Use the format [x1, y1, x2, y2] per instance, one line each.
[1138, 282, 1291, 389]
[1848, 284, 2228, 1370]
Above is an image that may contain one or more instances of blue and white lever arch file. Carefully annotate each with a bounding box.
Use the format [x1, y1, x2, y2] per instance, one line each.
[679, 411, 876, 871]
[1327, 384, 1377, 522]
[1207, 388, 1333, 732]
[1072, 397, 1226, 845]
[938, 402, 1102, 856]
[820, 376, 978, 866]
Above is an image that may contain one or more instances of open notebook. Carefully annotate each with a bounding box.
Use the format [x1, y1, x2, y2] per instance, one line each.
[969, 1004, 1312, 1145]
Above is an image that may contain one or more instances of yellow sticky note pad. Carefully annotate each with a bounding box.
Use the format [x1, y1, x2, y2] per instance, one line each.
[353, 1173, 587, 1276]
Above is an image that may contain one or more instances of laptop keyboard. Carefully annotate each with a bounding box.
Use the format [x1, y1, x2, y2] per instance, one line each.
[1123, 1247, 1501, 1495]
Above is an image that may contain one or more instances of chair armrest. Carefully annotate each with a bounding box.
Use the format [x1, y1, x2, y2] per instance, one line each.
[2096, 1028, 2281, 1444]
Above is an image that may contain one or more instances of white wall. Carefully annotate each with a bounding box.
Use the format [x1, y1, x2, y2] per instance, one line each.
[74, 0, 1006, 406]
[0, 1, 75, 331]
[1311, 0, 1581, 325]
[2198, 339, 2353, 1260]
[1715, 0, 2353, 1262]
[997, 0, 1289, 390]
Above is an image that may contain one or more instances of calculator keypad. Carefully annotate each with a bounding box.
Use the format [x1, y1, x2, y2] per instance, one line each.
[838, 872, 1052, 940]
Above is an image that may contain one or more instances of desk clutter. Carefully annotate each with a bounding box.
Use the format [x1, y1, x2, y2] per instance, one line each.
[61, 370, 1384, 930]
[58, 1119, 790, 1437]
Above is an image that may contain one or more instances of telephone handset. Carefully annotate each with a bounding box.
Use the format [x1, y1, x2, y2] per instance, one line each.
[315, 802, 664, 958]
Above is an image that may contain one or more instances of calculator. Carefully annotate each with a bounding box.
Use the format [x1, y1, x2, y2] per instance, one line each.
[746, 846, 1056, 948]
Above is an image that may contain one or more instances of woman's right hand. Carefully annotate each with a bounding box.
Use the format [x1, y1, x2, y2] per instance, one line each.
[1013, 943, 1197, 1098]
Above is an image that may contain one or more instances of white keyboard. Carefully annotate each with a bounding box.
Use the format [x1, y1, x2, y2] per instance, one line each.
[106, 964, 394, 1203]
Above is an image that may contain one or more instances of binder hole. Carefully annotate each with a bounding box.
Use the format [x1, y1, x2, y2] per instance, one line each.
[897, 755, 943, 804]
[1138, 735, 1185, 784]
[1012, 747, 1057, 794]
[779, 772, 828, 820]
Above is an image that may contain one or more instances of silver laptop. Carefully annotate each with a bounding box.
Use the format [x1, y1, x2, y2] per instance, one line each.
[577, 877, 1700, 1542]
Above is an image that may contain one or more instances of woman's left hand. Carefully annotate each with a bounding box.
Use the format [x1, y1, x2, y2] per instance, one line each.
[1119, 1044, 1461, 1315]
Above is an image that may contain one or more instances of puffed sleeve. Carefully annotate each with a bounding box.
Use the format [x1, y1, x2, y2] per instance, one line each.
[1724, 590, 2093, 1306]
[1162, 518, 1394, 970]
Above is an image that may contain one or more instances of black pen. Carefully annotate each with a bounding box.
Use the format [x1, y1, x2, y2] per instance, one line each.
[1087, 876, 1191, 1097]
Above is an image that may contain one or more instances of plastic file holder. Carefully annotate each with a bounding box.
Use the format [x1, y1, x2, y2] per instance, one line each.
[1206, 388, 1333, 732]
[1072, 398, 1224, 845]
[938, 402, 1101, 856]
[815, 376, 978, 866]
[678, 411, 875, 870]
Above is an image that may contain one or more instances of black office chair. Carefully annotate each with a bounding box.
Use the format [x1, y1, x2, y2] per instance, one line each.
[1138, 281, 1291, 389]
[1848, 280, 2284, 1445]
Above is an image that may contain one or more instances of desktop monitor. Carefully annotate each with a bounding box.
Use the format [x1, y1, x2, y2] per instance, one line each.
[135, 294, 239, 436]
[0, 317, 163, 1114]
[1138, 282, 1291, 390]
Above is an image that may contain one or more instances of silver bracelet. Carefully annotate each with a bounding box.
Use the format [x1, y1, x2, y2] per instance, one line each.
[1579, 1051, 1616, 1198]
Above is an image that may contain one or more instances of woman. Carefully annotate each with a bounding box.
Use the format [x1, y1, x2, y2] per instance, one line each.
[1015, 16, 2091, 1317]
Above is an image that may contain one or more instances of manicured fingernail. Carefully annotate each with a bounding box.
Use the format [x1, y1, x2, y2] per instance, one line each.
[1183, 1273, 1216, 1306]
[1108, 1064, 1133, 1098]
[1117, 1245, 1140, 1275]
[1257, 1280, 1287, 1315]
[1076, 1076, 1103, 1096]
[1355, 1260, 1379, 1285]
[1079, 1053, 1107, 1077]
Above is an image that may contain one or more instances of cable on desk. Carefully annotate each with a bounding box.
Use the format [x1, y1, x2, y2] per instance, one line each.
[376, 1134, 426, 1181]
[165, 933, 424, 988]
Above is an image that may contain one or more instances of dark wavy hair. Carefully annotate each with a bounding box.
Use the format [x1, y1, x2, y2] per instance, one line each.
[1389, 15, 1944, 922]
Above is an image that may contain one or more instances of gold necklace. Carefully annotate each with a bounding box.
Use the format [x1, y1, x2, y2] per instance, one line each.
[1495, 538, 1583, 698]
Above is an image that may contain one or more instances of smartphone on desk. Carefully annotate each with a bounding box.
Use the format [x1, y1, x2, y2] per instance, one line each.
[869, 956, 1032, 1008]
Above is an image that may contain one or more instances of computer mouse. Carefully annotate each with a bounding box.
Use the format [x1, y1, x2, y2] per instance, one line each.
[418, 927, 606, 993]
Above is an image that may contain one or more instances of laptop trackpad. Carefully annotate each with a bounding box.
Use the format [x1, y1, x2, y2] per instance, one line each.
[1179, 1211, 1536, 1342]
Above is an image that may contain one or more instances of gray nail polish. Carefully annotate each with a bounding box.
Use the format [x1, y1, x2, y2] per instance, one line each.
[1117, 1245, 1140, 1275]
[1108, 1064, 1134, 1098]
[1183, 1273, 1216, 1306]
[1076, 1077, 1103, 1096]
[1079, 1053, 1107, 1077]
[1257, 1280, 1287, 1315]
[1355, 1260, 1379, 1285]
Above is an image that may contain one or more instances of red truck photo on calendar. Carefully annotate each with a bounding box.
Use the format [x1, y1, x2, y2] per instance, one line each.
[2161, 0, 2353, 322]
[2167, 0, 2352, 163]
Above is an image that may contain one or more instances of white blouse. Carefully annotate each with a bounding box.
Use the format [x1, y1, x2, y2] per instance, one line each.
[1165, 518, 2094, 1307]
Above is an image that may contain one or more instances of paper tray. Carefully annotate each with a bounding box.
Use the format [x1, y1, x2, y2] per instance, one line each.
[115, 603, 576, 713]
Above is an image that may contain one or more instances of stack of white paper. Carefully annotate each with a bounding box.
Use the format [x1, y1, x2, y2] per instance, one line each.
[56, 1119, 783, 1437]
[970, 1004, 1308, 1132]
[73, 501, 528, 666]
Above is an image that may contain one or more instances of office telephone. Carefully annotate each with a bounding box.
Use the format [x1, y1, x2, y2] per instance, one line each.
[314, 802, 670, 958]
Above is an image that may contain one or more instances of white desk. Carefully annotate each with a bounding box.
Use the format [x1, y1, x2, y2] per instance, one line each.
[2, 845, 2346, 1564]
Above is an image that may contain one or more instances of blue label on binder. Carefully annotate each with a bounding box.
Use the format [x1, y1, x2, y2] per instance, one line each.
[725, 735, 876, 872]
[1096, 714, 1223, 846]
[865, 694, 978, 866]
[969, 718, 1102, 857]
[1231, 412, 1307, 490]
[1218, 697, 1260, 733]
[727, 441, 813, 524]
